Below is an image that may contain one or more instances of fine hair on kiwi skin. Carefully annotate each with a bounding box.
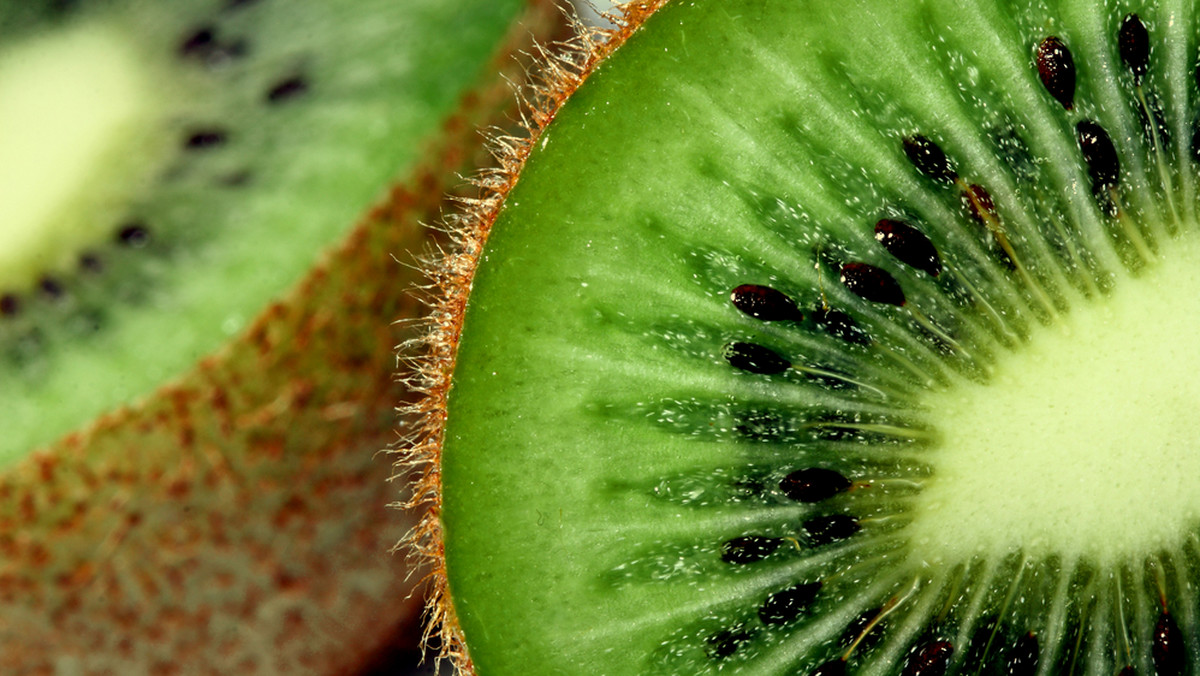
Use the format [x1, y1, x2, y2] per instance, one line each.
[409, 0, 1200, 674]
[0, 0, 568, 671]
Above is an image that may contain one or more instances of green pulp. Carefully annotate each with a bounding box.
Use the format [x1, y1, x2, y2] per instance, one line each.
[442, 0, 1200, 674]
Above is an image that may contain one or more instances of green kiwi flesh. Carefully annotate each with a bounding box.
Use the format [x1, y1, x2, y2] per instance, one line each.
[439, 0, 1200, 674]
[0, 0, 532, 461]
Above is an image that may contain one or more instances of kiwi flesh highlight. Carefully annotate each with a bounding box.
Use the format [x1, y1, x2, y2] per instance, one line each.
[0, 0, 567, 670]
[419, 0, 1200, 674]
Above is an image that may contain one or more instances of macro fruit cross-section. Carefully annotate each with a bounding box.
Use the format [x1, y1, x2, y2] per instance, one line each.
[0, 0, 565, 671]
[420, 0, 1200, 674]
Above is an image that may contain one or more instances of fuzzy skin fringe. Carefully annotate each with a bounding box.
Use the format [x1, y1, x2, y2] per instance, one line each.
[394, 1, 670, 674]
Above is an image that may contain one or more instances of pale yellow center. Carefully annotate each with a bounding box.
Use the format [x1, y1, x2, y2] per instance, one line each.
[908, 235, 1200, 565]
[0, 24, 152, 288]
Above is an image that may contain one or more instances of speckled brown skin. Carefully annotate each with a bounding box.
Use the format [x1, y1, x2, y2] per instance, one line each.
[400, 3, 669, 674]
[0, 2, 564, 673]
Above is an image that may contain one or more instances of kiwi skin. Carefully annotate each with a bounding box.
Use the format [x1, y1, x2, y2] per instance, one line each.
[415, 0, 1200, 674]
[403, 2, 668, 672]
[0, 0, 566, 672]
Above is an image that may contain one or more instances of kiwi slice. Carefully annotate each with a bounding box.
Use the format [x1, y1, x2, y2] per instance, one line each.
[424, 0, 1200, 674]
[0, 0, 564, 669]
[0, 0, 539, 460]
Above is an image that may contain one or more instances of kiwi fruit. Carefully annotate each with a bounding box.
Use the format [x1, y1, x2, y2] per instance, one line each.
[0, 0, 542, 458]
[0, 0, 564, 671]
[414, 0, 1200, 674]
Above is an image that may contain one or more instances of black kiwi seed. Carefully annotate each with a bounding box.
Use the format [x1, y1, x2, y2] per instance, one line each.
[266, 75, 310, 103]
[730, 284, 803, 321]
[705, 626, 755, 659]
[0, 295, 19, 318]
[720, 536, 782, 564]
[1036, 35, 1076, 109]
[757, 581, 821, 625]
[1119, 14, 1150, 82]
[177, 26, 248, 69]
[38, 278, 65, 301]
[178, 26, 217, 59]
[78, 253, 103, 274]
[722, 341, 791, 375]
[1076, 120, 1121, 192]
[779, 468, 851, 503]
[1152, 611, 1186, 676]
[902, 135, 957, 183]
[184, 129, 229, 150]
[874, 219, 942, 277]
[116, 223, 151, 248]
[902, 640, 954, 676]
[839, 262, 906, 306]
[801, 514, 859, 546]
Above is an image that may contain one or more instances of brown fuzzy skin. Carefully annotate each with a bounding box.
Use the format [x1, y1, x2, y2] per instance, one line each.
[0, 2, 564, 674]
[398, 2, 670, 674]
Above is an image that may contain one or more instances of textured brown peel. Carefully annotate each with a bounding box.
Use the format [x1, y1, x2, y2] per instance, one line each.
[397, 2, 670, 674]
[0, 1, 565, 673]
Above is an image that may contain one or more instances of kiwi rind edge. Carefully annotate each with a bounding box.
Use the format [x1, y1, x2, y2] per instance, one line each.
[399, 2, 667, 672]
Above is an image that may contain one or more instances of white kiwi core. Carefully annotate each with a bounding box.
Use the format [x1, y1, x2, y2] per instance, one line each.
[0, 24, 155, 288]
[907, 235, 1200, 566]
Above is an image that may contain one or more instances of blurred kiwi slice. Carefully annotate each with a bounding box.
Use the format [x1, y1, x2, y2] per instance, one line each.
[0, 0, 538, 458]
[0, 0, 565, 670]
[431, 0, 1200, 674]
